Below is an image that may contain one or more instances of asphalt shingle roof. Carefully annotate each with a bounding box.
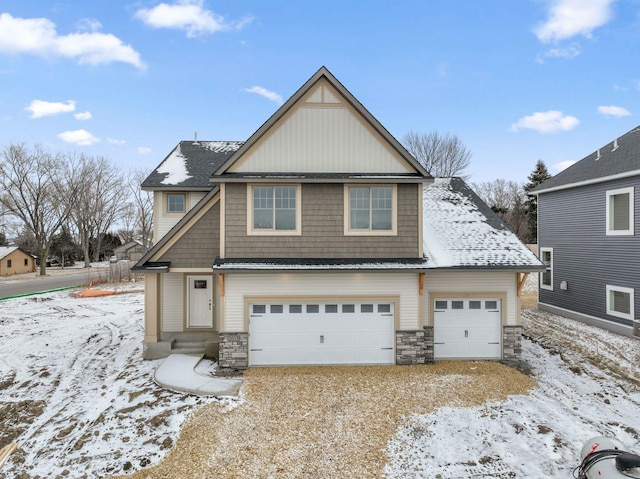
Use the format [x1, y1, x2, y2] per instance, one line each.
[141, 141, 243, 189]
[532, 125, 640, 193]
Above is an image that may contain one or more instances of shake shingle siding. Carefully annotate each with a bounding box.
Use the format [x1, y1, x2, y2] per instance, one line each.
[538, 176, 640, 326]
[224, 182, 419, 259]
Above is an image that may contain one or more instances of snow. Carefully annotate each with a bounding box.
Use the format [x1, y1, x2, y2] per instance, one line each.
[157, 144, 192, 185]
[1, 287, 639, 478]
[423, 178, 542, 268]
[199, 140, 244, 153]
[0, 247, 18, 260]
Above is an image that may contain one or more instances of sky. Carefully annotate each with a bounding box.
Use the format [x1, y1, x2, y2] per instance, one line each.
[1, 0, 640, 184]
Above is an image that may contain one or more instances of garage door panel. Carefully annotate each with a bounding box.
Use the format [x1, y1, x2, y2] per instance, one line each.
[249, 302, 394, 366]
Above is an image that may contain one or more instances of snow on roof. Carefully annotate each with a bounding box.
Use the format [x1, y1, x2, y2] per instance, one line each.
[0, 246, 18, 260]
[423, 178, 543, 269]
[198, 141, 244, 153]
[157, 144, 192, 185]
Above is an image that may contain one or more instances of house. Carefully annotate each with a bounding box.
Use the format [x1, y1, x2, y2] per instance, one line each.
[113, 239, 147, 262]
[134, 67, 542, 368]
[0, 246, 36, 276]
[532, 125, 640, 338]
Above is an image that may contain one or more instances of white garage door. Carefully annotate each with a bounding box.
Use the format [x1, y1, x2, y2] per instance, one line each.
[249, 301, 395, 366]
[433, 298, 501, 359]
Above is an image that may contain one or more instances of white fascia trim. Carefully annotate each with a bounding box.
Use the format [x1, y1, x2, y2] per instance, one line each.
[533, 169, 640, 195]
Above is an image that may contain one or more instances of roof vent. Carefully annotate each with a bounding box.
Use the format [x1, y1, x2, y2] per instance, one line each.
[193, 131, 200, 146]
[612, 138, 619, 152]
[595, 148, 601, 160]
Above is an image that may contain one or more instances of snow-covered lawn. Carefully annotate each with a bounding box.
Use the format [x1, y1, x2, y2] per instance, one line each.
[1, 288, 639, 478]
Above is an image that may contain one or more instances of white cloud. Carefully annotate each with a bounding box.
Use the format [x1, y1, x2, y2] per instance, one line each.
[534, 0, 614, 43]
[107, 137, 126, 145]
[509, 110, 580, 133]
[135, 0, 253, 38]
[553, 160, 577, 172]
[25, 99, 76, 118]
[244, 86, 283, 103]
[137, 147, 152, 155]
[598, 105, 631, 117]
[536, 43, 581, 63]
[58, 129, 100, 146]
[0, 13, 144, 69]
[74, 111, 92, 120]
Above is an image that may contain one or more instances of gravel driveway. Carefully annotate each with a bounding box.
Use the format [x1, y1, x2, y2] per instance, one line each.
[115, 362, 534, 479]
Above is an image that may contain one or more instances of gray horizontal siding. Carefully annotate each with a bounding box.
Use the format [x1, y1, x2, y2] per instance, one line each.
[158, 203, 220, 268]
[224, 182, 420, 259]
[538, 176, 639, 326]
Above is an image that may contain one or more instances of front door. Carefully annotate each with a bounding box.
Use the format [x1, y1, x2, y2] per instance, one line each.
[187, 275, 213, 328]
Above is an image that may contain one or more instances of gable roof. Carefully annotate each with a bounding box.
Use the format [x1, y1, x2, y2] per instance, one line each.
[533, 125, 640, 194]
[0, 246, 26, 260]
[142, 141, 243, 190]
[212, 66, 431, 179]
[423, 178, 543, 269]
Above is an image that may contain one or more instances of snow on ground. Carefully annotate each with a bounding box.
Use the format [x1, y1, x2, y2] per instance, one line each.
[0, 291, 234, 478]
[1, 287, 639, 478]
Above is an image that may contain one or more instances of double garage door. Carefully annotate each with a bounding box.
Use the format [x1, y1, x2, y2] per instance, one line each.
[249, 301, 395, 366]
[433, 298, 502, 359]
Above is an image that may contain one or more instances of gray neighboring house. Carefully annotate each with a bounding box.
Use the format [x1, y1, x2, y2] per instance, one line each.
[532, 125, 640, 338]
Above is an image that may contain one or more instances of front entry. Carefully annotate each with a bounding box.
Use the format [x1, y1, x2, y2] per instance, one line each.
[187, 275, 213, 328]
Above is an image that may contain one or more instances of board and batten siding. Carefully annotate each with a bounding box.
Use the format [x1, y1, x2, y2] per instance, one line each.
[158, 202, 220, 268]
[423, 271, 518, 326]
[224, 182, 420, 259]
[154, 191, 206, 242]
[161, 273, 184, 332]
[221, 272, 420, 332]
[538, 177, 639, 326]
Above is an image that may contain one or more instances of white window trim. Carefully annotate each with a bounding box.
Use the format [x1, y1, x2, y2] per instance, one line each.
[246, 184, 302, 236]
[606, 284, 634, 321]
[539, 247, 553, 291]
[343, 184, 397, 236]
[164, 192, 187, 215]
[606, 187, 634, 236]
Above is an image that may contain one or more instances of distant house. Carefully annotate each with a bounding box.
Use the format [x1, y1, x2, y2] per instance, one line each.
[0, 247, 36, 276]
[133, 67, 542, 367]
[113, 239, 147, 262]
[532, 125, 640, 338]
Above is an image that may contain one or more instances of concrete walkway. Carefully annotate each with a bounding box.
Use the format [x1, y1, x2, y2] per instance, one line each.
[154, 354, 243, 397]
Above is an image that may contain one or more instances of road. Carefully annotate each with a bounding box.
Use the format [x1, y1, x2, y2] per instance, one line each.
[0, 268, 109, 299]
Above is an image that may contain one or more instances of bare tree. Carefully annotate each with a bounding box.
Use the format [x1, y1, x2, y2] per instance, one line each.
[473, 179, 528, 241]
[402, 131, 472, 179]
[0, 144, 78, 275]
[127, 168, 153, 251]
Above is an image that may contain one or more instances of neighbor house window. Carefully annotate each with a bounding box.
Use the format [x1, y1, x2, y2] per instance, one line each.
[248, 185, 301, 235]
[344, 185, 396, 235]
[540, 247, 553, 291]
[606, 187, 634, 235]
[6, 259, 12, 268]
[606, 285, 634, 321]
[24, 259, 28, 266]
[166, 193, 186, 213]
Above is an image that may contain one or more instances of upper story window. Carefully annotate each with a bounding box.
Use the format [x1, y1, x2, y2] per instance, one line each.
[344, 185, 397, 235]
[248, 185, 301, 235]
[606, 187, 634, 236]
[166, 193, 186, 213]
[539, 247, 553, 291]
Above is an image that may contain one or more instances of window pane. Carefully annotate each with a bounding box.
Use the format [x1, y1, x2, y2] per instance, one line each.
[469, 301, 481, 309]
[275, 187, 296, 230]
[611, 290, 631, 315]
[342, 304, 355, 313]
[253, 187, 273, 229]
[485, 301, 498, 310]
[435, 300, 448, 310]
[193, 280, 207, 289]
[253, 305, 266, 314]
[275, 209, 296, 230]
[270, 305, 283, 314]
[306, 305, 319, 313]
[371, 187, 392, 230]
[289, 304, 302, 314]
[611, 193, 630, 231]
[452, 301, 464, 309]
[167, 194, 185, 212]
[378, 304, 391, 313]
[350, 188, 370, 229]
[254, 209, 273, 229]
[361, 304, 374, 313]
[542, 270, 552, 287]
[325, 304, 338, 313]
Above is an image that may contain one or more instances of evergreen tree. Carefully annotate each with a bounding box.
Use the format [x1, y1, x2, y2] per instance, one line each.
[0, 231, 7, 246]
[524, 160, 552, 243]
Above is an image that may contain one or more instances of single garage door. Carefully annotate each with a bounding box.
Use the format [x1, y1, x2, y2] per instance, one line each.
[249, 301, 395, 366]
[433, 298, 501, 359]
